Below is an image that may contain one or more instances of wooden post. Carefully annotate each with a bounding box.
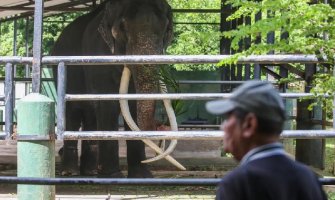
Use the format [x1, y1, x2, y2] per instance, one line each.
[296, 64, 324, 169]
[253, 11, 262, 80]
[220, 0, 232, 92]
[17, 93, 55, 200]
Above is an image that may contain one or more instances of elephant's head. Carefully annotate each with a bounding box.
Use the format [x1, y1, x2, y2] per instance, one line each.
[100, 0, 173, 56]
[98, 0, 184, 169]
[109, 0, 173, 55]
[99, 0, 173, 131]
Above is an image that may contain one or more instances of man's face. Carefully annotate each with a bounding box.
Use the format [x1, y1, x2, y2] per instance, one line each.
[220, 112, 246, 161]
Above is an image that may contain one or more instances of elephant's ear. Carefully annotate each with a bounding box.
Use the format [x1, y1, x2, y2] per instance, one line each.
[163, 5, 173, 49]
[98, 1, 118, 54]
[163, 4, 173, 50]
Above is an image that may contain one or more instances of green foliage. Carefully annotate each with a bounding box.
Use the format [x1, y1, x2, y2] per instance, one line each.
[309, 73, 335, 114]
[328, 192, 335, 200]
[0, 13, 83, 77]
[167, 0, 221, 71]
[43, 13, 83, 55]
[159, 67, 188, 119]
[220, 0, 335, 112]
[220, 0, 335, 64]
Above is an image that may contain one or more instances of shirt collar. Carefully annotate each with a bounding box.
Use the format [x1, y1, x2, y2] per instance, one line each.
[240, 142, 286, 165]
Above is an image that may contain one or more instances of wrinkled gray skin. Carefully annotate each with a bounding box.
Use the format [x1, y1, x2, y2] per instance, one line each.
[52, 0, 173, 178]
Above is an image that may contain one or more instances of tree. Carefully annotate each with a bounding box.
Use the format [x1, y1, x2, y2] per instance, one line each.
[0, 13, 83, 77]
[167, 0, 221, 70]
[219, 0, 335, 111]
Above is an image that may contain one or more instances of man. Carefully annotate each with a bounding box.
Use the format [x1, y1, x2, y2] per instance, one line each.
[206, 80, 327, 200]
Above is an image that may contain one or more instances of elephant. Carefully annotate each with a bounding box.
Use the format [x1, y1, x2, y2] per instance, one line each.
[51, 0, 180, 178]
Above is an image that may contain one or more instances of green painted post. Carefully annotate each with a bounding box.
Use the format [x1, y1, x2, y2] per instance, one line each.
[17, 93, 55, 200]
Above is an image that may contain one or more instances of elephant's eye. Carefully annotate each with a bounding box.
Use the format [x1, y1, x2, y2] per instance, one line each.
[120, 18, 127, 32]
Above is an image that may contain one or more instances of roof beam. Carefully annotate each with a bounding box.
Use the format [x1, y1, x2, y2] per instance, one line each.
[0, 6, 89, 12]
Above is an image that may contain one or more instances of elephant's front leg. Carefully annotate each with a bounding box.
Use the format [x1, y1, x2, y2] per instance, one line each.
[126, 140, 153, 178]
[61, 102, 83, 176]
[95, 101, 124, 178]
[80, 102, 98, 176]
[80, 140, 98, 176]
[125, 99, 153, 178]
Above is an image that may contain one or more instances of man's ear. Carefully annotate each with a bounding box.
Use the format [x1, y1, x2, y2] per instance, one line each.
[242, 113, 258, 138]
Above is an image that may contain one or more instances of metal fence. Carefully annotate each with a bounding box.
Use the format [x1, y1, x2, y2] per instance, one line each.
[0, 54, 335, 188]
[40, 55, 335, 141]
[0, 54, 334, 140]
[0, 1, 333, 198]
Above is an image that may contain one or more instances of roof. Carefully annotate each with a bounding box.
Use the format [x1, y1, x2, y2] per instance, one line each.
[0, 0, 94, 21]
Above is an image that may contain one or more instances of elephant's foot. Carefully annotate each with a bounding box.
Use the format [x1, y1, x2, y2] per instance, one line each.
[80, 167, 98, 176]
[80, 143, 98, 176]
[128, 164, 153, 178]
[61, 169, 80, 176]
[97, 170, 125, 178]
[59, 147, 80, 176]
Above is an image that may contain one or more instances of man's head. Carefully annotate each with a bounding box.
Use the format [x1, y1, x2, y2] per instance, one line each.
[206, 80, 286, 160]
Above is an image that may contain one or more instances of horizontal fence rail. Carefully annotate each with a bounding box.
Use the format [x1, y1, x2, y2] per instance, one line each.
[65, 93, 329, 101]
[62, 130, 335, 140]
[42, 55, 322, 65]
[0, 55, 322, 65]
[0, 56, 32, 64]
[0, 77, 54, 82]
[0, 176, 334, 186]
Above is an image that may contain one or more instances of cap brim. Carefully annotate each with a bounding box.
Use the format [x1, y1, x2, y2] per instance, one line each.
[205, 99, 237, 115]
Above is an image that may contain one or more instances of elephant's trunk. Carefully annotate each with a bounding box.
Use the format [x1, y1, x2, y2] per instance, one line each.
[119, 25, 182, 168]
[127, 37, 161, 131]
[132, 65, 158, 131]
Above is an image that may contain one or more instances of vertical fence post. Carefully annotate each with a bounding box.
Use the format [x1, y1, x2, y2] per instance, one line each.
[5, 63, 14, 139]
[17, 93, 55, 200]
[244, 16, 251, 80]
[32, 0, 44, 93]
[13, 19, 17, 77]
[253, 11, 262, 80]
[57, 62, 66, 139]
[25, 16, 31, 95]
[220, 0, 232, 92]
[296, 64, 324, 169]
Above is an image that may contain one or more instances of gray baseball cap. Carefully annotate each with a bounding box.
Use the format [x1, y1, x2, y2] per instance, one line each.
[206, 80, 286, 122]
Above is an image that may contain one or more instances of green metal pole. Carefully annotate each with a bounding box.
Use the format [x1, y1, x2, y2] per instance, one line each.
[17, 93, 55, 200]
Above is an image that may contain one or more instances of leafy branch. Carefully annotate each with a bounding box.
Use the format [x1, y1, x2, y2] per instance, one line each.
[220, 0, 335, 111]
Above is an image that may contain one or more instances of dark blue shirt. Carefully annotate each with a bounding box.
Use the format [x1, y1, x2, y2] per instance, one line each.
[216, 143, 327, 200]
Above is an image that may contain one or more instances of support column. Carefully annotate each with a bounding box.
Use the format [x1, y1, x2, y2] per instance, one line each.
[5, 63, 14, 139]
[279, 23, 294, 154]
[253, 11, 262, 80]
[32, 0, 44, 93]
[17, 93, 55, 200]
[25, 17, 31, 95]
[296, 64, 324, 169]
[220, 0, 232, 92]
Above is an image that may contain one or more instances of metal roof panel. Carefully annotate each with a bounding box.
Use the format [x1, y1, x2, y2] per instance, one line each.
[0, 0, 93, 21]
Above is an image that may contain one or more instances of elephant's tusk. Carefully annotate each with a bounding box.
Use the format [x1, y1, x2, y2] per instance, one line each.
[141, 139, 185, 170]
[119, 66, 138, 131]
[141, 81, 178, 163]
[160, 140, 166, 151]
[119, 66, 185, 170]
